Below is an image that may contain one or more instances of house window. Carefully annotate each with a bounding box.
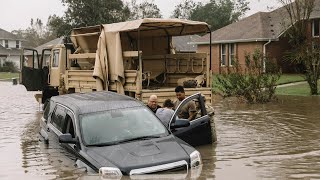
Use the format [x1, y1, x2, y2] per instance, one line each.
[221, 44, 226, 66]
[16, 41, 19, 48]
[229, 44, 235, 66]
[312, 19, 320, 37]
[5, 40, 8, 48]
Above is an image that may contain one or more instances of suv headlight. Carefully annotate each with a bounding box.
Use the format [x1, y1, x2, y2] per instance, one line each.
[190, 150, 202, 168]
[99, 167, 122, 179]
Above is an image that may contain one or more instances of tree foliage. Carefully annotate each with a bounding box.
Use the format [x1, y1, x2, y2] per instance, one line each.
[171, 0, 250, 30]
[129, 0, 162, 20]
[279, 0, 320, 95]
[215, 49, 281, 104]
[62, 0, 130, 27]
[47, 15, 72, 38]
[171, 0, 198, 19]
[12, 18, 55, 48]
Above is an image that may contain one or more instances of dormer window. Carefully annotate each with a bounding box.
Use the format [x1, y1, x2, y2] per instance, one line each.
[16, 41, 19, 48]
[5, 40, 8, 48]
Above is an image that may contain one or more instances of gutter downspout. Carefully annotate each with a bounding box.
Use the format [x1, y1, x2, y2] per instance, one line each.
[263, 39, 272, 73]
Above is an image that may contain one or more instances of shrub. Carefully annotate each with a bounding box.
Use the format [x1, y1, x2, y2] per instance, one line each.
[214, 49, 281, 104]
[0, 61, 18, 73]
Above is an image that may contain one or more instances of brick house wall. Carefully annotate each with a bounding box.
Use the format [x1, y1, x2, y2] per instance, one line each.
[198, 42, 265, 74]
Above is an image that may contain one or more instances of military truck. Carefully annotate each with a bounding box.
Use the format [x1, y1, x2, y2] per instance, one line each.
[20, 18, 213, 105]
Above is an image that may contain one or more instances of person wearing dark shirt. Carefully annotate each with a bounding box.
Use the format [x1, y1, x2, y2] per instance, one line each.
[147, 94, 161, 113]
[173, 86, 196, 121]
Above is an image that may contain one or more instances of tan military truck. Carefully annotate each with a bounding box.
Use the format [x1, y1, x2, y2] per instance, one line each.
[20, 18, 213, 105]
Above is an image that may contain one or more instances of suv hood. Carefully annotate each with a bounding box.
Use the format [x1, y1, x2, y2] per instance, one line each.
[86, 135, 190, 175]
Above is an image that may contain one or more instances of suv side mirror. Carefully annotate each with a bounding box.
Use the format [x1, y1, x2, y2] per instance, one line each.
[171, 119, 190, 129]
[59, 133, 78, 144]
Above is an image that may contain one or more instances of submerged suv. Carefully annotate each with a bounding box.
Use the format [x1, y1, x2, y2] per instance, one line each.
[39, 91, 213, 177]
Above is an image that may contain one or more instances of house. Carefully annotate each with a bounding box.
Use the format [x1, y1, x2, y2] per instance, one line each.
[0, 28, 25, 69]
[193, 0, 320, 74]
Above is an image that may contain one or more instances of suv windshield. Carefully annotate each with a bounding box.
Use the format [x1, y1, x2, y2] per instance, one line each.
[80, 107, 169, 146]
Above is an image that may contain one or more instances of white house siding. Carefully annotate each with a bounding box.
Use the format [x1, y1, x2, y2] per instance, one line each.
[1, 39, 21, 48]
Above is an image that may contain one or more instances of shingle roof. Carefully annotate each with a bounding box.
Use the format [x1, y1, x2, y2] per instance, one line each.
[173, 35, 200, 52]
[0, 28, 23, 40]
[194, 0, 320, 44]
[0, 46, 21, 56]
[24, 37, 64, 55]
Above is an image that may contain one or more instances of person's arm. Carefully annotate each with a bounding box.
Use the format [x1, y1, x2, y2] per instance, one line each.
[188, 101, 197, 121]
[188, 111, 196, 121]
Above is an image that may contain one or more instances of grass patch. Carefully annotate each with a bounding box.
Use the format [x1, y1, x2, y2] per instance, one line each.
[276, 74, 305, 85]
[0, 72, 19, 80]
[276, 81, 320, 96]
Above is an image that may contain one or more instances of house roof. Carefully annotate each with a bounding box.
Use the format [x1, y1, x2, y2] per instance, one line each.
[172, 35, 200, 52]
[0, 28, 23, 41]
[194, 0, 320, 44]
[0, 45, 21, 56]
[24, 37, 64, 55]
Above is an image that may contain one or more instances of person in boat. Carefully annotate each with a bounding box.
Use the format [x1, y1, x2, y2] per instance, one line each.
[147, 94, 161, 113]
[173, 86, 196, 121]
[155, 99, 175, 127]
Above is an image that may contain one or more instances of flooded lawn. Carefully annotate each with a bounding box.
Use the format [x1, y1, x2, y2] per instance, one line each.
[1, 81, 320, 179]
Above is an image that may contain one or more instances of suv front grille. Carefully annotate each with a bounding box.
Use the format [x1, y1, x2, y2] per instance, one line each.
[129, 160, 188, 175]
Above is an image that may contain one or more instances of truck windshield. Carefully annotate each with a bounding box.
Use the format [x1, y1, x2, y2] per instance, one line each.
[80, 107, 169, 146]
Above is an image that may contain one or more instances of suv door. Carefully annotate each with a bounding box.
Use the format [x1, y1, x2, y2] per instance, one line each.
[59, 110, 78, 161]
[170, 93, 213, 147]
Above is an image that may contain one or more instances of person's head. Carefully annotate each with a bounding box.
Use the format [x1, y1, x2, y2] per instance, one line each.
[163, 99, 174, 109]
[175, 86, 185, 101]
[147, 94, 158, 110]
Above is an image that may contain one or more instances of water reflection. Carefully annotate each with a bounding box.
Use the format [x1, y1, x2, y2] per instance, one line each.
[1, 81, 320, 179]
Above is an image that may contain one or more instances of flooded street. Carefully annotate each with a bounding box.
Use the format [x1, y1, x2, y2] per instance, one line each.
[1, 81, 320, 179]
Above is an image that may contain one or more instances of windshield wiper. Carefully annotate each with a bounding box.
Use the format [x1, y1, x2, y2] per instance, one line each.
[115, 135, 163, 144]
[87, 135, 165, 147]
[87, 142, 119, 147]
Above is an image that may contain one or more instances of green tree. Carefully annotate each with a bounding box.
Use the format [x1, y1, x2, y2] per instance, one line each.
[279, 0, 319, 95]
[171, 0, 198, 19]
[48, 0, 130, 37]
[12, 18, 55, 47]
[172, 0, 249, 31]
[129, 0, 162, 20]
[47, 15, 72, 38]
[62, 0, 130, 26]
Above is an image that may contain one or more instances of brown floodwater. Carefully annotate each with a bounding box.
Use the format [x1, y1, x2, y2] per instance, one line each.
[1, 81, 320, 179]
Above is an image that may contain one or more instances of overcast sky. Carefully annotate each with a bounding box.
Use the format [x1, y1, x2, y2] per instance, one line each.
[1, 0, 281, 32]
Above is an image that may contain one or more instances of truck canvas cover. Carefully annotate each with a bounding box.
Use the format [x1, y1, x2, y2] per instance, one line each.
[70, 18, 210, 93]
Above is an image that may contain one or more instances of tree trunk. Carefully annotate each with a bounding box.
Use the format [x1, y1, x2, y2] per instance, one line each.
[307, 76, 318, 95]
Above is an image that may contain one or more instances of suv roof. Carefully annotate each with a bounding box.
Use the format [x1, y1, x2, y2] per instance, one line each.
[51, 91, 144, 114]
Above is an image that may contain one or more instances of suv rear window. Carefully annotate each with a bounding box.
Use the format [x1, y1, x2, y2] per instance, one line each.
[51, 105, 66, 132]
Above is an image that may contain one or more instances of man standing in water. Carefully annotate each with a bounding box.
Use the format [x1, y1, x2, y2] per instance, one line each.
[174, 86, 196, 121]
[147, 94, 161, 113]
